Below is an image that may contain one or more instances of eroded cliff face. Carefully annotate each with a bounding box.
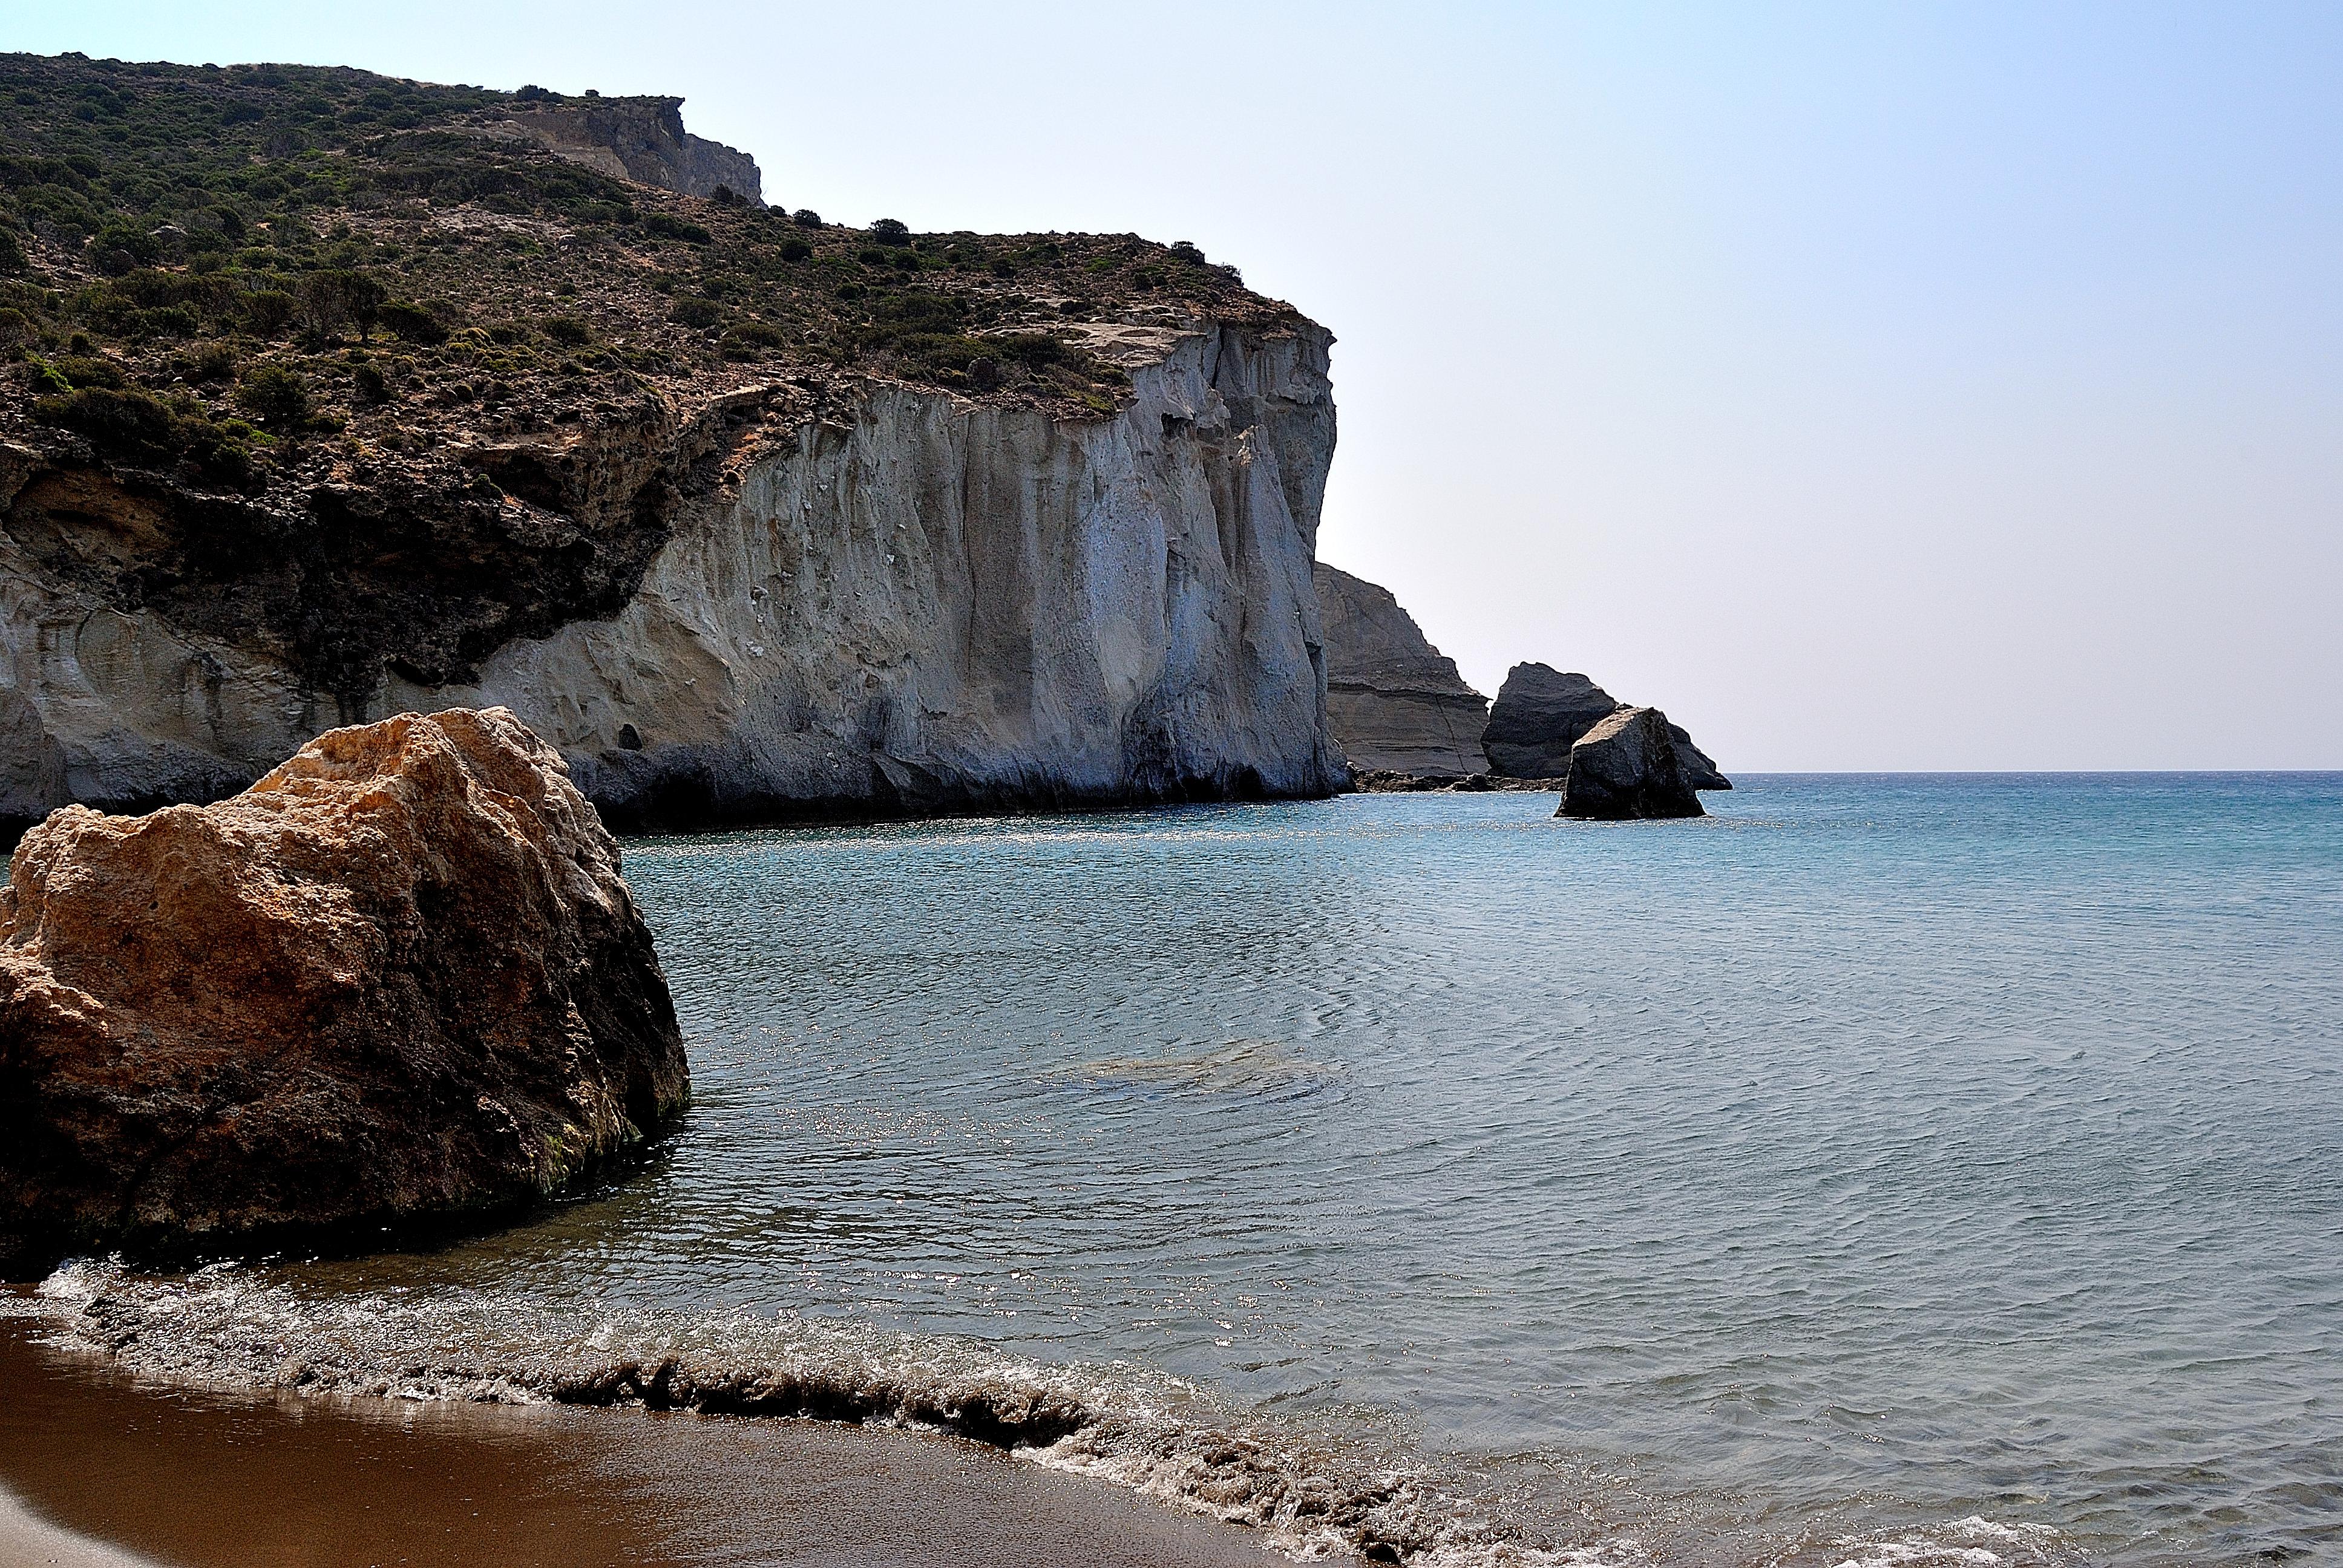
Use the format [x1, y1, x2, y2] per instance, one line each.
[1, 323, 1345, 837]
[1312, 562, 1488, 777]
[507, 96, 764, 203]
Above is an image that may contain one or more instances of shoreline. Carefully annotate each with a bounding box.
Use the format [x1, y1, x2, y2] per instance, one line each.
[0, 1322, 1289, 1567]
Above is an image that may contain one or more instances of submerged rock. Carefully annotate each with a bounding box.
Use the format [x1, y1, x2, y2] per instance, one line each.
[1484, 662, 1729, 789]
[1313, 563, 1489, 778]
[1556, 706, 1705, 821]
[0, 707, 688, 1279]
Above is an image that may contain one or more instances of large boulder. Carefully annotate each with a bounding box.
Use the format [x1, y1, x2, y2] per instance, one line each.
[1483, 662, 1729, 789]
[1313, 563, 1490, 778]
[0, 707, 689, 1279]
[1481, 664, 1623, 778]
[1556, 706, 1705, 821]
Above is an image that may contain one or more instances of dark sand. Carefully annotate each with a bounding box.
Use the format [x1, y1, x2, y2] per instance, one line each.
[0, 1324, 1283, 1567]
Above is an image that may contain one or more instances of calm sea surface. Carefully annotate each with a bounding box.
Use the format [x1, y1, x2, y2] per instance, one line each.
[54, 777, 2343, 1565]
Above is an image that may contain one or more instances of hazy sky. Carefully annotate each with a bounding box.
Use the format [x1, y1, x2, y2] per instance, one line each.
[10, 2, 2339, 768]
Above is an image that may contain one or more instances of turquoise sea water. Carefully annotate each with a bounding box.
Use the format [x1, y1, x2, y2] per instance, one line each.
[51, 776, 2343, 1565]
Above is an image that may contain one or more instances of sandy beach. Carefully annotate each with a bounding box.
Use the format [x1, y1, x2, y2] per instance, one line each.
[0, 1324, 1277, 1567]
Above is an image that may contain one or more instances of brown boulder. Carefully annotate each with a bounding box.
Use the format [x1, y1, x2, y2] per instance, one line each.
[1556, 707, 1706, 821]
[0, 707, 689, 1278]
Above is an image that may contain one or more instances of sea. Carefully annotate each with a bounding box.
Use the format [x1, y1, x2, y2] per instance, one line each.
[34, 775, 2343, 1566]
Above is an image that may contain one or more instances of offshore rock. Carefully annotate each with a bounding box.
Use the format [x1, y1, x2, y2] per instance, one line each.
[1483, 662, 1729, 789]
[1313, 563, 1489, 778]
[1556, 706, 1705, 821]
[1481, 664, 1626, 779]
[0, 707, 688, 1279]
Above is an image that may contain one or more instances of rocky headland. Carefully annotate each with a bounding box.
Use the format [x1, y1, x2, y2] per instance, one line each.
[1312, 561, 1489, 778]
[0, 53, 1344, 843]
[1311, 572, 1729, 797]
[0, 705, 687, 1279]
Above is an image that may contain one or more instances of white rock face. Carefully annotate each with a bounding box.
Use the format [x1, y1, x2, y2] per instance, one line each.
[0, 324, 1347, 835]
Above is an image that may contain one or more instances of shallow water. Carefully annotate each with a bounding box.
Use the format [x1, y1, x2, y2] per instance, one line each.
[44, 777, 2343, 1564]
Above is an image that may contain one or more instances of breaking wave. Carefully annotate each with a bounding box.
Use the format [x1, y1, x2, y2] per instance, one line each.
[19, 1261, 2076, 1568]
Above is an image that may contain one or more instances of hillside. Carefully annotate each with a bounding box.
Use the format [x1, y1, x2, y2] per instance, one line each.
[0, 51, 1344, 838]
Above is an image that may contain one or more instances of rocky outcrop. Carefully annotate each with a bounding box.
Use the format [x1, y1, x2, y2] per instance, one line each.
[1556, 706, 1704, 821]
[507, 96, 763, 203]
[0, 324, 1346, 837]
[0, 707, 688, 1279]
[1312, 563, 1487, 777]
[1481, 665, 1620, 779]
[1483, 662, 1728, 789]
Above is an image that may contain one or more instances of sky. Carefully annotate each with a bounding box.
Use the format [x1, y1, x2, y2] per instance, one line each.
[6, 1, 2338, 769]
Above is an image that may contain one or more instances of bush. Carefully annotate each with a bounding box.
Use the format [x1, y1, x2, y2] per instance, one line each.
[379, 299, 448, 345]
[235, 363, 311, 427]
[669, 297, 722, 329]
[24, 355, 73, 395]
[298, 269, 387, 340]
[791, 208, 821, 227]
[1169, 240, 1206, 264]
[870, 218, 911, 247]
[641, 212, 712, 244]
[776, 236, 811, 263]
[0, 230, 24, 275]
[33, 385, 178, 460]
[243, 289, 296, 336]
[543, 315, 592, 346]
[726, 319, 785, 348]
[351, 362, 390, 403]
[51, 353, 125, 388]
[186, 341, 237, 381]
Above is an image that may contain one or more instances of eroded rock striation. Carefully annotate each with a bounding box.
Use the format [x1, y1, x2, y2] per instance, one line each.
[1483, 662, 1728, 789]
[1556, 706, 1704, 821]
[0, 54, 1346, 838]
[1313, 563, 1488, 778]
[0, 707, 688, 1278]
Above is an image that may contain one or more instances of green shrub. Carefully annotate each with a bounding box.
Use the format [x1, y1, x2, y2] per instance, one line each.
[186, 341, 238, 381]
[669, 297, 722, 328]
[542, 315, 592, 347]
[33, 384, 178, 460]
[791, 208, 821, 227]
[51, 353, 126, 388]
[776, 237, 811, 262]
[641, 212, 712, 244]
[379, 299, 448, 345]
[24, 355, 73, 394]
[351, 362, 390, 403]
[235, 363, 312, 427]
[243, 289, 297, 336]
[298, 269, 387, 340]
[870, 218, 911, 247]
[0, 230, 24, 275]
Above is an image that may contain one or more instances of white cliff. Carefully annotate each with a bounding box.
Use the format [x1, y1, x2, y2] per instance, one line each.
[0, 323, 1346, 837]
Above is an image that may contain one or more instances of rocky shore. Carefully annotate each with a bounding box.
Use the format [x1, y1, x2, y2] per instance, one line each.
[0, 707, 687, 1278]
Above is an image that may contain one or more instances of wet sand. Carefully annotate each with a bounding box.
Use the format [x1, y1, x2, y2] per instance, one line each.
[0, 1324, 1283, 1567]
